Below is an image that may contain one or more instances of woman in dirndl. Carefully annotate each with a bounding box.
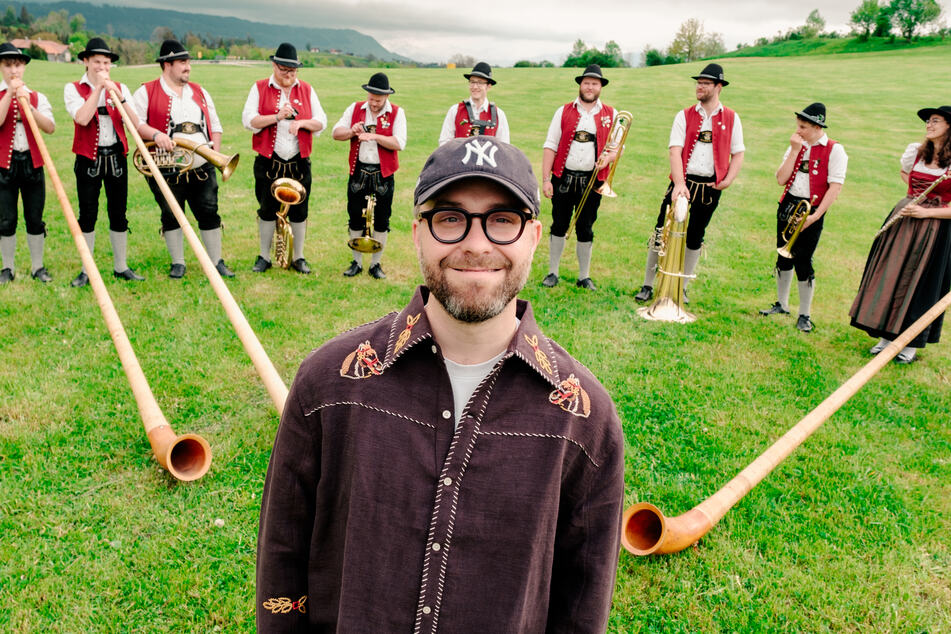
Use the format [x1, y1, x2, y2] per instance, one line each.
[850, 105, 951, 364]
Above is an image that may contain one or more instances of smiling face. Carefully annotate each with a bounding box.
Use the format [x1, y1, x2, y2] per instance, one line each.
[413, 178, 541, 324]
[84, 53, 112, 76]
[925, 113, 950, 144]
[468, 77, 490, 104]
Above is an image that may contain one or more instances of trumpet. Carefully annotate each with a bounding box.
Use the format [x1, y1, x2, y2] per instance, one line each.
[270, 178, 306, 269]
[348, 195, 383, 253]
[565, 110, 633, 238]
[777, 199, 811, 259]
[873, 172, 951, 240]
[133, 136, 240, 182]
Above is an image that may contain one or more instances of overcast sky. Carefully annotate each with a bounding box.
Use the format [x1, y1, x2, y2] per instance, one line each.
[114, 0, 944, 65]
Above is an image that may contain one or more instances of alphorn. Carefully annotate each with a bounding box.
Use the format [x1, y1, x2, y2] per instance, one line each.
[106, 87, 288, 414]
[622, 287, 951, 555]
[17, 95, 211, 481]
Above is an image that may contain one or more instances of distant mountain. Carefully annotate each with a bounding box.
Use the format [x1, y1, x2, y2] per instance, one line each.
[22, 1, 407, 61]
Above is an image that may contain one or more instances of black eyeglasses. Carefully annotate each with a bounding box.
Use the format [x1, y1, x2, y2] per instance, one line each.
[419, 207, 533, 245]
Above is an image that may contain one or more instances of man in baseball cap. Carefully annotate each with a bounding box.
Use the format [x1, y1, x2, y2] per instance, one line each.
[257, 136, 624, 632]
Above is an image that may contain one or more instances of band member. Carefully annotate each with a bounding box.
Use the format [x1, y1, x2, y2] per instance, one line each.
[242, 42, 326, 274]
[132, 39, 233, 279]
[540, 64, 618, 291]
[257, 138, 624, 631]
[437, 61, 509, 145]
[635, 63, 745, 303]
[0, 42, 55, 284]
[760, 103, 847, 333]
[64, 38, 145, 288]
[850, 105, 951, 364]
[331, 72, 407, 279]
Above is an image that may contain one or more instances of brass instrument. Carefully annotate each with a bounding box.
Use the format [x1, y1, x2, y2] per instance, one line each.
[777, 199, 812, 259]
[270, 178, 307, 269]
[873, 172, 951, 240]
[638, 196, 695, 323]
[565, 110, 633, 237]
[18, 96, 211, 481]
[133, 136, 240, 182]
[348, 195, 383, 253]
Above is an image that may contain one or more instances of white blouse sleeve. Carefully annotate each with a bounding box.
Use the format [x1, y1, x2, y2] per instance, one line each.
[901, 142, 920, 173]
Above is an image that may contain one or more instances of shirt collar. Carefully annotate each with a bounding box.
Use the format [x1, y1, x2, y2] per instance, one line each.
[159, 75, 189, 97]
[465, 99, 490, 114]
[361, 99, 392, 116]
[812, 134, 829, 147]
[694, 101, 723, 117]
[573, 97, 602, 115]
[268, 75, 299, 90]
[383, 286, 563, 388]
[80, 73, 93, 87]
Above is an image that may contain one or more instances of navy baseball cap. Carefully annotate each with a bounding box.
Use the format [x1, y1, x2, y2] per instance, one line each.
[414, 138, 541, 217]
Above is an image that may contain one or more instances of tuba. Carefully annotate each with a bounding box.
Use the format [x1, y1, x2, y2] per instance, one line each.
[133, 136, 240, 182]
[777, 199, 811, 259]
[637, 196, 696, 323]
[348, 195, 383, 253]
[270, 178, 306, 269]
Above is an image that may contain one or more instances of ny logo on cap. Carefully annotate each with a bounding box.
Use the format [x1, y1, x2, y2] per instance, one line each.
[462, 139, 498, 168]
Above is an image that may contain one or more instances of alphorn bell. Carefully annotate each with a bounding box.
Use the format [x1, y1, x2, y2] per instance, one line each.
[622, 288, 951, 555]
[107, 87, 289, 414]
[17, 95, 211, 481]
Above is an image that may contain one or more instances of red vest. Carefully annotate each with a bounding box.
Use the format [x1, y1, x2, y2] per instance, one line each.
[453, 100, 498, 138]
[71, 81, 129, 160]
[552, 102, 616, 181]
[778, 140, 837, 206]
[347, 101, 400, 178]
[0, 89, 42, 169]
[681, 104, 736, 183]
[907, 167, 951, 204]
[251, 78, 314, 159]
[143, 79, 212, 137]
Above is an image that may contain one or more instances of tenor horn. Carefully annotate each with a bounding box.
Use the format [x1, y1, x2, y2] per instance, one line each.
[108, 87, 289, 414]
[348, 194, 383, 253]
[270, 177, 306, 269]
[594, 110, 633, 198]
[17, 95, 211, 481]
[637, 196, 695, 323]
[777, 199, 811, 259]
[623, 287, 951, 555]
[132, 136, 240, 182]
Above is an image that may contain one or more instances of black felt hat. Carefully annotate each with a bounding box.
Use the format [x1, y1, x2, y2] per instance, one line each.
[362, 72, 394, 95]
[155, 39, 190, 64]
[79, 37, 119, 62]
[269, 42, 301, 68]
[575, 64, 608, 86]
[464, 61, 496, 85]
[917, 105, 951, 124]
[796, 102, 828, 128]
[691, 63, 729, 86]
[0, 42, 29, 64]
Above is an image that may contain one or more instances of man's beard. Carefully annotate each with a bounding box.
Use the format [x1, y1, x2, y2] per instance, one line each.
[423, 252, 530, 323]
[578, 88, 599, 104]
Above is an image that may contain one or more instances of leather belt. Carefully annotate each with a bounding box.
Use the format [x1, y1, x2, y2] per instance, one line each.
[573, 130, 595, 143]
[97, 106, 110, 116]
[697, 130, 713, 143]
[171, 121, 202, 134]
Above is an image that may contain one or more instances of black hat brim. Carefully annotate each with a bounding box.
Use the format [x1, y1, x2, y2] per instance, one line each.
[463, 72, 496, 85]
[0, 51, 30, 64]
[155, 51, 190, 63]
[691, 73, 728, 87]
[918, 107, 951, 124]
[79, 49, 119, 62]
[362, 84, 394, 95]
[795, 111, 827, 128]
[575, 74, 608, 86]
[270, 55, 302, 68]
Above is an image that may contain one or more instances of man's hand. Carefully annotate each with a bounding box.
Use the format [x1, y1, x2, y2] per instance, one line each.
[152, 131, 175, 152]
[543, 181, 553, 199]
[288, 121, 302, 135]
[350, 121, 365, 137]
[789, 132, 805, 151]
[671, 183, 690, 201]
[277, 104, 295, 122]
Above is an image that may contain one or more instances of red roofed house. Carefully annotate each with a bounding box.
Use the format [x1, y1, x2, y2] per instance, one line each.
[11, 38, 71, 63]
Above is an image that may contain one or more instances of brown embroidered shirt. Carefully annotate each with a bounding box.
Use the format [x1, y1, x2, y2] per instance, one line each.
[257, 287, 625, 633]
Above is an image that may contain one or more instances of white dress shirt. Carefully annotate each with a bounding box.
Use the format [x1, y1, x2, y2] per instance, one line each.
[780, 134, 848, 198]
[543, 99, 605, 171]
[64, 74, 134, 147]
[1, 81, 54, 152]
[241, 75, 327, 160]
[669, 102, 745, 178]
[438, 100, 510, 146]
[332, 100, 407, 165]
[901, 142, 947, 176]
[132, 77, 222, 167]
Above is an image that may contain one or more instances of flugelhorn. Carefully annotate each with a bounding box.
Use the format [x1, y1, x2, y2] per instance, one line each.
[348, 194, 383, 253]
[133, 136, 240, 182]
[565, 110, 633, 238]
[637, 196, 695, 324]
[623, 287, 951, 555]
[873, 172, 951, 240]
[17, 95, 211, 481]
[777, 199, 811, 259]
[108, 87, 289, 414]
[270, 177, 306, 269]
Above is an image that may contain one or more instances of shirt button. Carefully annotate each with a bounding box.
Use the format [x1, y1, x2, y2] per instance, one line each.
[431, 345, 437, 354]
[442, 410, 451, 419]
[422, 606, 432, 615]
[443, 477, 452, 486]
[432, 542, 441, 551]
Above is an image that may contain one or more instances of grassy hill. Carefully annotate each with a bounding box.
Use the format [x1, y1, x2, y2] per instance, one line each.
[723, 33, 951, 58]
[1, 48, 949, 630]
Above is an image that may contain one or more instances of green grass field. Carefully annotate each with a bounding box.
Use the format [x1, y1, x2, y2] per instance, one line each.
[1, 47, 950, 631]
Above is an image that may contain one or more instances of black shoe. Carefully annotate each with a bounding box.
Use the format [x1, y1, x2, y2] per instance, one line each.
[169, 263, 186, 279]
[291, 258, 312, 275]
[114, 268, 144, 282]
[252, 255, 272, 273]
[759, 301, 790, 316]
[31, 267, 52, 283]
[343, 260, 362, 277]
[368, 263, 386, 279]
[0, 268, 13, 284]
[576, 277, 597, 291]
[634, 285, 653, 302]
[216, 259, 235, 278]
[796, 314, 814, 333]
[541, 273, 559, 287]
[71, 271, 89, 287]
